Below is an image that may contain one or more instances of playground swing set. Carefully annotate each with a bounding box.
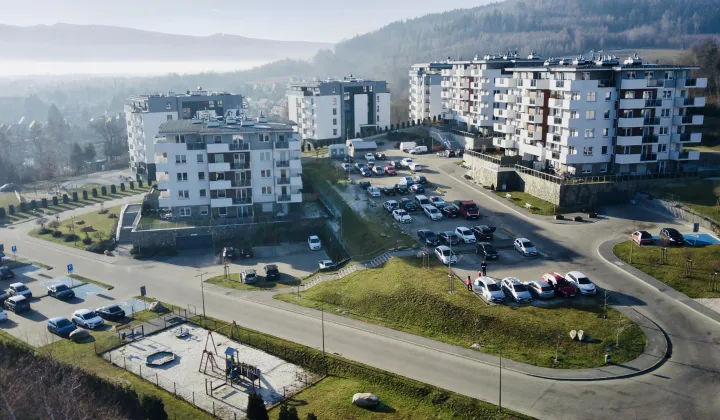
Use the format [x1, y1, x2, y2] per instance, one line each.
[198, 321, 262, 393]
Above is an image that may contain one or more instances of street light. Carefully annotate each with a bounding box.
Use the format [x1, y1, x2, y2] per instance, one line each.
[195, 272, 209, 318]
[321, 301, 327, 374]
[498, 348, 503, 413]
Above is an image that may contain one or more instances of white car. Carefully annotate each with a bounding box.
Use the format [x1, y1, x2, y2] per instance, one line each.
[434, 245, 457, 265]
[455, 227, 476, 243]
[500, 277, 533, 303]
[392, 209, 412, 223]
[318, 260, 335, 270]
[408, 162, 423, 172]
[365, 153, 376, 162]
[341, 163, 352, 172]
[429, 196, 446, 208]
[308, 235, 322, 251]
[400, 158, 414, 168]
[474, 277, 505, 303]
[72, 309, 105, 329]
[513, 238, 538, 257]
[422, 205, 442, 221]
[399, 176, 414, 186]
[366, 186, 381, 197]
[566, 271, 597, 295]
[383, 200, 399, 213]
[8, 282, 32, 299]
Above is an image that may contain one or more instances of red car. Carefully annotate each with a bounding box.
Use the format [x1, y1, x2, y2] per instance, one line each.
[384, 166, 397, 176]
[541, 272, 576, 297]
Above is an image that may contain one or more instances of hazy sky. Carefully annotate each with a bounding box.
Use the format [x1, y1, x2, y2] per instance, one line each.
[0, 0, 494, 43]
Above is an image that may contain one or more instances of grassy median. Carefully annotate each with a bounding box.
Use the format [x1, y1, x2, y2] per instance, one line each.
[275, 258, 645, 369]
[28, 204, 124, 251]
[205, 272, 301, 291]
[613, 241, 720, 298]
[650, 180, 720, 224]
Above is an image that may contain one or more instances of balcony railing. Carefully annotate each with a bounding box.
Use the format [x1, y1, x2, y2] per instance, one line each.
[230, 162, 250, 170]
[642, 135, 659, 144]
[277, 194, 291, 202]
[645, 99, 662, 107]
[231, 179, 251, 187]
[229, 143, 249, 151]
[276, 160, 290, 168]
[640, 153, 657, 161]
[232, 197, 252, 205]
[275, 141, 290, 149]
[643, 117, 660, 125]
[276, 177, 291, 185]
[186, 142, 206, 150]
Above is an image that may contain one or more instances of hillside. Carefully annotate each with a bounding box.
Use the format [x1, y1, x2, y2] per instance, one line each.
[0, 23, 333, 62]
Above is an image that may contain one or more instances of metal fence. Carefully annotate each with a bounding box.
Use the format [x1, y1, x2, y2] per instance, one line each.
[95, 307, 190, 355]
[515, 164, 701, 185]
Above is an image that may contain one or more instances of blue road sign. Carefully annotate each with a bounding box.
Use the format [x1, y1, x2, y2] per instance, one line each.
[11, 246, 16, 254]
[67, 264, 74, 274]
[140, 286, 146, 297]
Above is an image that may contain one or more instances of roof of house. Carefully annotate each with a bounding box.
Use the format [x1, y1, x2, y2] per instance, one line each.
[349, 140, 377, 150]
[158, 119, 293, 135]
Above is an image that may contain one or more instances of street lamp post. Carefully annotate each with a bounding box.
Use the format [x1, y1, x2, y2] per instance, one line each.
[321, 301, 327, 374]
[196, 272, 209, 318]
[498, 348, 502, 413]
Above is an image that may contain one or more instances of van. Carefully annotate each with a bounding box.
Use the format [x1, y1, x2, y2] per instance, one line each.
[5, 295, 30, 314]
[415, 195, 431, 207]
[399, 142, 417, 152]
[409, 146, 428, 154]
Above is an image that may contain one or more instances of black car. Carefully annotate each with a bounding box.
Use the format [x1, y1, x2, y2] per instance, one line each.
[437, 149, 456, 158]
[0, 291, 10, 307]
[343, 156, 354, 163]
[659, 228, 685, 246]
[358, 180, 372, 190]
[417, 229, 440, 246]
[390, 160, 403, 169]
[222, 247, 235, 261]
[475, 242, 499, 259]
[239, 247, 254, 259]
[264, 264, 281, 281]
[381, 186, 396, 196]
[360, 167, 373, 177]
[410, 184, 425, 194]
[438, 231, 460, 246]
[375, 153, 387, 160]
[441, 205, 459, 218]
[0, 266, 14, 280]
[400, 198, 418, 212]
[394, 184, 410, 195]
[47, 283, 75, 300]
[471, 225, 497, 241]
[412, 175, 427, 185]
[96, 305, 126, 321]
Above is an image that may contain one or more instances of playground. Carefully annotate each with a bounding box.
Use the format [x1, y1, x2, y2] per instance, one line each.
[102, 323, 315, 419]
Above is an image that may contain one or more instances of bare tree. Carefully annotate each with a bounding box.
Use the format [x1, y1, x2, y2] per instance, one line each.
[90, 116, 126, 162]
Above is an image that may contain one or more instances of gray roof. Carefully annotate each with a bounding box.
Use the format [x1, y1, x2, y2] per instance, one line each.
[350, 140, 377, 150]
[158, 119, 293, 135]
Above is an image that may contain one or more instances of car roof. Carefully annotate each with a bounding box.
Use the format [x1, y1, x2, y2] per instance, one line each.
[530, 279, 551, 286]
[477, 277, 497, 285]
[502, 277, 521, 284]
[320, 260, 333, 264]
[516, 237, 530, 242]
[265, 264, 278, 269]
[49, 316, 69, 323]
[478, 241, 493, 246]
[566, 271, 587, 278]
[457, 226, 470, 231]
[245, 269, 257, 274]
[74, 309, 93, 315]
[309, 235, 320, 240]
[9, 282, 24, 288]
[436, 245, 450, 251]
[543, 272, 564, 280]
[8, 295, 25, 302]
[386, 200, 398, 204]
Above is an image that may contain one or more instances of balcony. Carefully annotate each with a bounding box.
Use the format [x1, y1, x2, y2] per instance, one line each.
[277, 193, 302, 203]
[211, 197, 233, 208]
[274, 141, 289, 149]
[670, 150, 700, 161]
[290, 175, 302, 187]
[641, 153, 658, 162]
[617, 117, 644, 128]
[675, 96, 706, 107]
[678, 78, 708, 89]
[643, 117, 661, 126]
[207, 143, 229, 153]
[230, 162, 250, 170]
[493, 137, 516, 149]
[186, 142, 206, 151]
[674, 115, 704, 125]
[209, 162, 230, 172]
[641, 134, 659, 144]
[158, 191, 171, 208]
[275, 160, 290, 168]
[645, 99, 663, 107]
[616, 135, 643, 146]
[232, 197, 253, 206]
[620, 79, 674, 89]
[672, 132, 702, 143]
[231, 179, 252, 188]
[495, 78, 516, 88]
[209, 180, 231, 190]
[276, 177, 291, 185]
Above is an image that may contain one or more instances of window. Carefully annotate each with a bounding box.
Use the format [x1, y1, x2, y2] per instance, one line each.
[662, 90, 672, 99]
[660, 127, 669, 135]
[600, 164, 608, 173]
[582, 165, 592, 174]
[177, 190, 189, 199]
[584, 129, 595, 138]
[179, 207, 191, 217]
[601, 146, 608, 155]
[377, 106, 380, 113]
[602, 128, 609, 137]
[571, 92, 581, 100]
[605, 92, 612, 101]
[260, 152, 271, 161]
[333, 129, 338, 136]
[332, 90, 337, 96]
[260, 134, 270, 142]
[262, 186, 272, 195]
[587, 92, 596, 102]
[199, 189, 206, 197]
[175, 155, 186, 164]
[219, 207, 227, 216]
[333, 118, 337, 125]
[332, 108, 337, 115]
[586, 110, 596, 120]
[571, 111, 579, 119]
[217, 100, 223, 107]
[208, 100, 215, 108]
[176, 135, 185, 143]
[661, 108, 670, 117]
[570, 129, 579, 137]
[261, 169, 271, 178]
[568, 146, 576, 155]
[604, 110, 610, 119]
[176, 172, 188, 182]
[214, 136, 221, 143]
[166, 115, 173, 121]
[200, 206, 209, 216]
[166, 102, 172, 110]
[658, 144, 667, 152]
[583, 147, 593, 156]
[197, 154, 204, 163]
[198, 172, 205, 180]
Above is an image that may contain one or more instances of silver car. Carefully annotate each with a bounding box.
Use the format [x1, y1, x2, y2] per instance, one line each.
[501, 277, 533, 303]
[525, 280, 555, 299]
[474, 277, 505, 303]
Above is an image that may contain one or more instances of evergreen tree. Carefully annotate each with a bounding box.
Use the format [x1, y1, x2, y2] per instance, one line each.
[306, 413, 318, 420]
[246, 392, 269, 420]
[70, 143, 85, 174]
[83, 143, 96, 162]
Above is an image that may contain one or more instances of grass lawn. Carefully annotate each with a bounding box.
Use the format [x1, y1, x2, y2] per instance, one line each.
[206, 272, 301, 291]
[68, 274, 115, 290]
[28, 204, 123, 250]
[302, 145, 329, 157]
[650, 180, 720, 223]
[275, 258, 645, 369]
[495, 191, 565, 216]
[613, 241, 720, 299]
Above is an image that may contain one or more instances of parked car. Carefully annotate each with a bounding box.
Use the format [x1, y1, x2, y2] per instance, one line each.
[566, 271, 596, 295]
[383, 166, 397, 176]
[308, 235, 322, 251]
[0, 291, 11, 307]
[0, 308, 7, 322]
[455, 227, 477, 244]
[408, 162, 423, 172]
[475, 242, 498, 260]
[388, 160, 402, 169]
[264, 265, 281, 281]
[415, 195, 431, 207]
[513, 238, 538, 257]
[366, 161, 375, 169]
[631, 230, 654, 246]
[408, 145, 428, 154]
[47, 317, 77, 338]
[9, 282, 32, 299]
[343, 156, 354, 163]
[222, 246, 235, 261]
[437, 149, 456, 158]
[238, 247, 254, 259]
[392, 209, 412, 223]
[410, 184, 425, 193]
[365, 153, 376, 161]
[72, 309, 105, 329]
[400, 158, 414, 168]
[412, 175, 427, 185]
[96, 305, 126, 321]
[454, 200, 481, 219]
[525, 280, 555, 299]
[372, 166, 385, 176]
[241, 269, 259, 284]
[471, 225, 496, 241]
[541, 273, 576, 297]
[375, 152, 387, 160]
[0, 266, 14, 280]
[5, 295, 30, 313]
[423, 205, 443, 221]
[438, 231, 460, 246]
[659, 228, 685, 246]
[394, 184, 410, 195]
[440, 204, 459, 218]
[360, 167, 372, 177]
[429, 196, 446, 209]
[417, 229, 440, 246]
[341, 163, 353, 172]
[400, 198, 418, 212]
[366, 186, 381, 198]
[399, 176, 415, 186]
[358, 180, 372, 190]
[474, 277, 505, 303]
[383, 200, 400, 213]
[501, 278, 533, 303]
[318, 260, 335, 270]
[381, 186, 396, 196]
[354, 162, 367, 172]
[47, 283, 75, 300]
[434, 245, 457, 265]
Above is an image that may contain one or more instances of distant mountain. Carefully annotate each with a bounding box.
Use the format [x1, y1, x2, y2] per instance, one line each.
[0, 23, 333, 62]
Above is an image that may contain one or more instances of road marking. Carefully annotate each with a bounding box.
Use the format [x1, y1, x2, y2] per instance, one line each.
[614, 261, 625, 266]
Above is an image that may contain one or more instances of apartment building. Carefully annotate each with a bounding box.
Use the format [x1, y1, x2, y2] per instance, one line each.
[493, 55, 706, 175]
[440, 51, 543, 135]
[125, 89, 245, 182]
[408, 62, 452, 122]
[154, 112, 302, 220]
[286, 76, 391, 146]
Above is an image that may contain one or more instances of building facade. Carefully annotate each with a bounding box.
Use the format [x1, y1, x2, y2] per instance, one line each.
[286, 76, 391, 146]
[155, 113, 302, 220]
[408, 62, 452, 122]
[492, 55, 706, 175]
[125, 89, 245, 182]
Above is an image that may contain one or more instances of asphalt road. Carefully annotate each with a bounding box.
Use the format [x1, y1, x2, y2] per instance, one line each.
[3, 163, 720, 419]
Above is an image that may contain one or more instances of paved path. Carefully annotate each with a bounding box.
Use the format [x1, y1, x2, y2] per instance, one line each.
[3, 165, 720, 419]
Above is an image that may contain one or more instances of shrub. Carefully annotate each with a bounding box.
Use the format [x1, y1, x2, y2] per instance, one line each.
[38, 228, 52, 235]
[138, 180, 144, 188]
[19, 202, 27, 212]
[41, 198, 48, 208]
[101, 186, 107, 195]
[110, 185, 117, 194]
[86, 240, 115, 254]
[63, 234, 79, 243]
[129, 181, 135, 189]
[82, 237, 93, 245]
[48, 220, 60, 230]
[0, 208, 5, 218]
[108, 213, 118, 219]
[129, 246, 139, 255]
[92, 188, 98, 198]
[63, 194, 69, 203]
[8, 205, 15, 215]
[52, 230, 63, 237]
[52, 196, 58, 206]
[120, 183, 126, 192]
[30, 200, 37, 209]
[81, 190, 87, 200]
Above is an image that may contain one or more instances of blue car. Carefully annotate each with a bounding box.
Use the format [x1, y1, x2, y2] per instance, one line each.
[47, 317, 77, 338]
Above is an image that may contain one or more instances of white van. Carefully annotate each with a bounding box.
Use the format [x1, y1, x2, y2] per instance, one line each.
[400, 142, 417, 152]
[409, 145, 428, 154]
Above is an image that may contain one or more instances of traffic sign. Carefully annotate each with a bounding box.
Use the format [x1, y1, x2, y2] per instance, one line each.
[140, 286, 146, 297]
[11, 246, 16, 254]
[67, 264, 74, 274]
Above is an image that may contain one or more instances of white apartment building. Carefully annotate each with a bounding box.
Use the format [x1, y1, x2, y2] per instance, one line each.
[408, 62, 452, 122]
[125, 89, 244, 182]
[493, 54, 706, 175]
[441, 51, 543, 135]
[287, 76, 391, 146]
[155, 112, 302, 220]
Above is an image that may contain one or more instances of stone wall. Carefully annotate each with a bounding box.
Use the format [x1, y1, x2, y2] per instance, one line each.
[515, 171, 563, 205]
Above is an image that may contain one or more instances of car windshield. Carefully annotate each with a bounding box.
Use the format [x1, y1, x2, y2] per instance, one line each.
[513, 284, 528, 292]
[429, 208, 438, 214]
[459, 229, 470, 235]
[14, 285, 28, 292]
[640, 232, 651, 239]
[486, 283, 501, 292]
[556, 278, 569, 286]
[577, 277, 591, 284]
[541, 286, 553, 292]
[0, 267, 9, 273]
[464, 204, 478, 211]
[107, 306, 122, 313]
[522, 241, 534, 248]
[310, 238, 320, 243]
[425, 232, 437, 239]
[83, 312, 99, 319]
[484, 245, 497, 253]
[55, 319, 72, 327]
[55, 285, 69, 292]
[441, 249, 451, 256]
